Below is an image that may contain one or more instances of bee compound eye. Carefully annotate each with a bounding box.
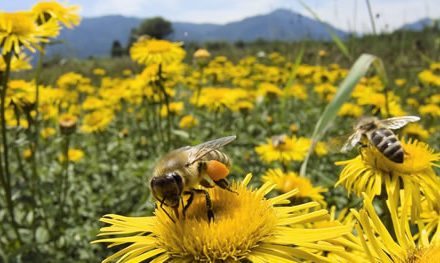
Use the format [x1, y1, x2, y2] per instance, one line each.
[171, 173, 184, 193]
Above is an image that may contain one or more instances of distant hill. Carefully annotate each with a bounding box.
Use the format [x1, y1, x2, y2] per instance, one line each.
[399, 18, 437, 31]
[48, 8, 349, 58]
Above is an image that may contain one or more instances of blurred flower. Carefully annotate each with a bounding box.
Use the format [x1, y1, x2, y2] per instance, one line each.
[56, 72, 90, 88]
[262, 168, 327, 205]
[394, 78, 407, 87]
[81, 110, 113, 133]
[160, 102, 184, 117]
[92, 68, 106, 76]
[32, 1, 81, 28]
[318, 49, 327, 57]
[22, 148, 33, 159]
[179, 115, 198, 129]
[130, 39, 185, 65]
[0, 52, 32, 71]
[336, 139, 440, 219]
[0, 11, 59, 55]
[419, 104, 440, 117]
[258, 82, 283, 99]
[338, 103, 364, 118]
[40, 127, 56, 138]
[58, 113, 77, 135]
[59, 148, 84, 163]
[255, 135, 310, 164]
[93, 174, 351, 262]
[284, 83, 308, 100]
[193, 48, 210, 59]
[402, 123, 429, 140]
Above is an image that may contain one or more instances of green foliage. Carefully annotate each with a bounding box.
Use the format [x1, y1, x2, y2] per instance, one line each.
[135, 16, 173, 40]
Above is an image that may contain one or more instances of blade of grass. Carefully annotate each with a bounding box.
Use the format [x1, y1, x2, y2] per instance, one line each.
[299, 0, 353, 61]
[300, 53, 386, 176]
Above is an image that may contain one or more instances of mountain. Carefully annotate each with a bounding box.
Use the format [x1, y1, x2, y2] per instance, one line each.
[47, 9, 347, 58]
[399, 18, 436, 31]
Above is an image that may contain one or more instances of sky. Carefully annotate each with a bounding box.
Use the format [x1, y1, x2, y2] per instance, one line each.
[2, 0, 439, 33]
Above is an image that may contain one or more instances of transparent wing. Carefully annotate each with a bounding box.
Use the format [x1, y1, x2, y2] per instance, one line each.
[380, 116, 420, 130]
[186, 135, 236, 166]
[341, 131, 362, 152]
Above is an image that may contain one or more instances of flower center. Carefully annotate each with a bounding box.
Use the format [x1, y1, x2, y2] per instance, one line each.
[147, 40, 173, 53]
[154, 185, 278, 261]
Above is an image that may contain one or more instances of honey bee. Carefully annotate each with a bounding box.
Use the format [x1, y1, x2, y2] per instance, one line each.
[271, 134, 287, 148]
[341, 116, 420, 163]
[150, 135, 236, 222]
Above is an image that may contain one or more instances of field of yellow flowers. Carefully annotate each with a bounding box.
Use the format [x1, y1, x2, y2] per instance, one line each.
[1, 1, 440, 262]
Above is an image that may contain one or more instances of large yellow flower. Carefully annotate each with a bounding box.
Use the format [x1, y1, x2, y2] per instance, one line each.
[0, 11, 59, 54]
[352, 193, 440, 263]
[32, 1, 81, 28]
[93, 174, 352, 262]
[130, 39, 185, 65]
[81, 110, 113, 133]
[336, 139, 440, 219]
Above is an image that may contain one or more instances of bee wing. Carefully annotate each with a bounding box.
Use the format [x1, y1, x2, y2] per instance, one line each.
[380, 116, 420, 129]
[186, 135, 236, 166]
[341, 131, 362, 152]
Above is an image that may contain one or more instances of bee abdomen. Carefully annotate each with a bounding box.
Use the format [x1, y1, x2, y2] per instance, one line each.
[205, 150, 231, 167]
[371, 128, 404, 163]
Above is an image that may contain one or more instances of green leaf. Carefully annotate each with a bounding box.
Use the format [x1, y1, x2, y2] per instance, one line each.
[36, 227, 50, 243]
[300, 54, 385, 176]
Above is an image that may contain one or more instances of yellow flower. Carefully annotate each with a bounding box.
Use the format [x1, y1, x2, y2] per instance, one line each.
[56, 72, 90, 89]
[402, 123, 430, 140]
[284, 83, 308, 100]
[255, 135, 310, 164]
[338, 103, 364, 118]
[81, 110, 113, 133]
[0, 11, 59, 55]
[122, 69, 132, 76]
[318, 49, 328, 57]
[130, 39, 185, 65]
[22, 148, 33, 159]
[193, 87, 248, 111]
[193, 48, 210, 59]
[92, 68, 106, 76]
[59, 148, 84, 163]
[419, 104, 440, 117]
[93, 174, 352, 262]
[314, 83, 337, 101]
[336, 139, 440, 219]
[418, 69, 440, 87]
[58, 113, 77, 135]
[6, 80, 36, 109]
[394, 78, 407, 87]
[262, 168, 327, 205]
[160, 102, 184, 117]
[179, 115, 198, 129]
[40, 127, 56, 138]
[32, 1, 81, 29]
[0, 52, 32, 71]
[352, 193, 440, 263]
[257, 82, 283, 98]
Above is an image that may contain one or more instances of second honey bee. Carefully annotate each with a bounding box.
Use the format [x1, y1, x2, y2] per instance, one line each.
[341, 116, 420, 163]
[150, 135, 236, 222]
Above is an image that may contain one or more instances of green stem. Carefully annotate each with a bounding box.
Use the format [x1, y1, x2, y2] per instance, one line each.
[365, 0, 377, 35]
[59, 134, 70, 217]
[0, 51, 22, 244]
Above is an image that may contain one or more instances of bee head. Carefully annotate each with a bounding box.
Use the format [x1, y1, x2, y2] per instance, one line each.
[355, 116, 378, 131]
[150, 172, 184, 208]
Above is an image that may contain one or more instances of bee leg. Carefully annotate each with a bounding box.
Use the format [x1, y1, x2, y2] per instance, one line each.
[214, 178, 238, 195]
[192, 189, 214, 222]
[182, 191, 195, 218]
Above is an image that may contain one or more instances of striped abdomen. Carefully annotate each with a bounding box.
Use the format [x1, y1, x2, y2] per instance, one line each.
[204, 150, 231, 167]
[369, 128, 404, 163]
